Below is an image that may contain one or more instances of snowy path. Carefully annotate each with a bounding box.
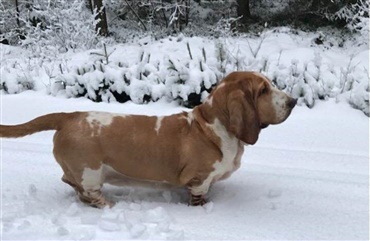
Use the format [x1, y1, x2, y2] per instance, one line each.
[1, 92, 369, 240]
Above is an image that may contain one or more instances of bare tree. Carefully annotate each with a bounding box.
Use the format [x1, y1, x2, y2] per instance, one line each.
[236, 0, 250, 23]
[15, 0, 20, 28]
[92, 0, 108, 36]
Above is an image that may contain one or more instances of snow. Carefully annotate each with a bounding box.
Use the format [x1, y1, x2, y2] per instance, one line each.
[1, 91, 369, 240]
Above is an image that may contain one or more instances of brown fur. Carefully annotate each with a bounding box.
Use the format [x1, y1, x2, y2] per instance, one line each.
[0, 71, 296, 207]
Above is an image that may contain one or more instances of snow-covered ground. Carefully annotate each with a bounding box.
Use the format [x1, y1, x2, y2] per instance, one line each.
[1, 91, 369, 240]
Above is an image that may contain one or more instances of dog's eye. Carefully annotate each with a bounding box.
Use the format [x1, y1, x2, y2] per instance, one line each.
[260, 86, 268, 96]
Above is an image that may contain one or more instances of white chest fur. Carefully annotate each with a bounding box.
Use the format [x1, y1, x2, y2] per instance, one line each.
[191, 118, 245, 195]
[209, 118, 244, 181]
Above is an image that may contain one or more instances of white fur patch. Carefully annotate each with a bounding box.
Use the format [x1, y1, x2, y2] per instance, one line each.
[271, 90, 288, 121]
[87, 112, 114, 127]
[191, 118, 244, 195]
[186, 112, 194, 125]
[155, 116, 164, 135]
[86, 112, 127, 135]
[180, 112, 194, 125]
[252, 72, 291, 122]
[81, 165, 104, 190]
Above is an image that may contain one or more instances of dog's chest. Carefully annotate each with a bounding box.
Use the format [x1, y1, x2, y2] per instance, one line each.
[206, 119, 245, 183]
[213, 138, 244, 182]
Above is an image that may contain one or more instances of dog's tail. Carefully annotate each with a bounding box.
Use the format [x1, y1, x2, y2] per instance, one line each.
[0, 113, 70, 138]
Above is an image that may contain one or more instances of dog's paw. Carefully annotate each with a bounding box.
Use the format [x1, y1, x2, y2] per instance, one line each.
[189, 195, 207, 206]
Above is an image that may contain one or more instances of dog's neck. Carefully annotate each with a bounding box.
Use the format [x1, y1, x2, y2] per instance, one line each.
[193, 104, 239, 151]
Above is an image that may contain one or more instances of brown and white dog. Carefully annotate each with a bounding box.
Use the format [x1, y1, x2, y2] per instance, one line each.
[0, 71, 296, 208]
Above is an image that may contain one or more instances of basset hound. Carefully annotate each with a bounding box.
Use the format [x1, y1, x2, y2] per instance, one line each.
[0, 71, 297, 208]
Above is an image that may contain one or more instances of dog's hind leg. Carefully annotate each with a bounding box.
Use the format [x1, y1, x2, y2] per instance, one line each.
[61, 174, 81, 192]
[57, 160, 113, 208]
[57, 159, 83, 193]
[54, 149, 113, 207]
[77, 188, 114, 208]
[62, 173, 113, 208]
[78, 166, 114, 208]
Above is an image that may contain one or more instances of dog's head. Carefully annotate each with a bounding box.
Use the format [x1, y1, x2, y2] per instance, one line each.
[205, 71, 297, 145]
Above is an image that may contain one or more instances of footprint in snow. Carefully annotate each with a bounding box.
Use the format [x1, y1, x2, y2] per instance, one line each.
[266, 189, 282, 199]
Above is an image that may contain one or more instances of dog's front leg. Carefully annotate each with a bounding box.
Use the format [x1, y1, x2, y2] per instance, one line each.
[188, 193, 207, 206]
[187, 180, 211, 206]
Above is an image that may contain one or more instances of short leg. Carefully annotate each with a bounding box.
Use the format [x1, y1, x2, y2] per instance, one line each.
[62, 174, 81, 192]
[187, 180, 212, 206]
[77, 188, 114, 209]
[188, 193, 207, 206]
[62, 174, 113, 208]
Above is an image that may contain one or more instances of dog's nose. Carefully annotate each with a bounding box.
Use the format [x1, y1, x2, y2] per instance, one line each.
[288, 98, 297, 108]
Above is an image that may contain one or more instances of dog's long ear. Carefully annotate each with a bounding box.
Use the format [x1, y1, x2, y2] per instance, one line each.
[228, 90, 260, 145]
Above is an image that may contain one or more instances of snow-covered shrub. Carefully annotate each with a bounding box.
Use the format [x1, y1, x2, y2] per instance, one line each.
[51, 35, 369, 114]
[50, 41, 222, 107]
[348, 77, 369, 116]
[3, 30, 365, 116]
[342, 62, 369, 117]
[165, 43, 221, 107]
[165, 57, 218, 107]
[53, 63, 121, 103]
[51, 54, 163, 104]
[0, 65, 34, 94]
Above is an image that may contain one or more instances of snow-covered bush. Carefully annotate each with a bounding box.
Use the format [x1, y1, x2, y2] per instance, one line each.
[165, 43, 221, 107]
[50, 42, 221, 107]
[53, 64, 155, 104]
[348, 79, 369, 116]
[0, 64, 35, 94]
[341, 62, 369, 117]
[46, 33, 370, 115]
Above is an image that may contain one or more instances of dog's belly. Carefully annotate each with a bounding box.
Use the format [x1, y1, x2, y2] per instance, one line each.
[102, 164, 173, 189]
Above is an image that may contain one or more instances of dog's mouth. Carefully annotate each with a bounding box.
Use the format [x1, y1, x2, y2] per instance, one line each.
[260, 123, 269, 129]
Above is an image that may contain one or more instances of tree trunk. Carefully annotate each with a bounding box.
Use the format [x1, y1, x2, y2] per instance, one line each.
[15, 0, 20, 27]
[185, 0, 190, 27]
[92, 0, 108, 36]
[236, 0, 250, 23]
[175, 0, 189, 31]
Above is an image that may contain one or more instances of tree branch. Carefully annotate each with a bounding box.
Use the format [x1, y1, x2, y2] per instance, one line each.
[124, 0, 147, 31]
